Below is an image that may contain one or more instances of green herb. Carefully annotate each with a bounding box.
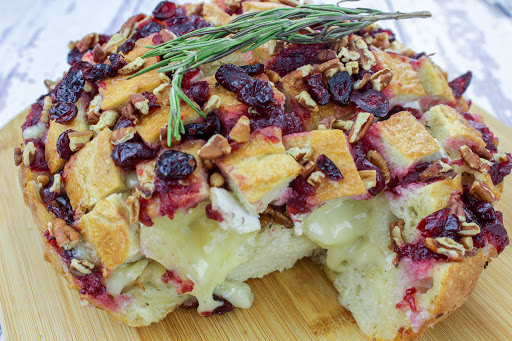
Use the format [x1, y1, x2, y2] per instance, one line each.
[131, 3, 430, 144]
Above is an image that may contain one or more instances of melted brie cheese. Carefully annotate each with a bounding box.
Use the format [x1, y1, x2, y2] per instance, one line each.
[303, 195, 396, 273]
[140, 203, 257, 313]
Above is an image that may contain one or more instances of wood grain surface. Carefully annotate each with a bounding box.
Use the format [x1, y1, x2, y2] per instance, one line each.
[0, 106, 511, 340]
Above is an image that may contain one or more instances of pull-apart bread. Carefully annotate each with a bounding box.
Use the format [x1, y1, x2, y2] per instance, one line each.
[15, 1, 511, 339]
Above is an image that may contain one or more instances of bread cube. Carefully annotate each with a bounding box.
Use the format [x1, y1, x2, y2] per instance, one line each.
[422, 104, 485, 158]
[372, 49, 426, 105]
[79, 193, 140, 269]
[412, 57, 455, 105]
[216, 126, 302, 214]
[371, 111, 441, 172]
[63, 128, 126, 210]
[283, 129, 366, 204]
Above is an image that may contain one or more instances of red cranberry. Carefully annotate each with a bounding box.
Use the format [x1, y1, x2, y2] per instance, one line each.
[165, 15, 213, 37]
[46, 195, 74, 225]
[56, 129, 74, 160]
[138, 198, 154, 227]
[417, 208, 460, 240]
[248, 109, 303, 136]
[307, 73, 330, 105]
[22, 98, 45, 132]
[52, 69, 85, 104]
[396, 287, 417, 311]
[155, 150, 197, 180]
[49, 102, 78, 124]
[212, 295, 235, 315]
[351, 141, 385, 196]
[382, 105, 422, 121]
[286, 176, 316, 215]
[119, 39, 135, 54]
[113, 116, 135, 130]
[152, 32, 164, 45]
[238, 79, 273, 107]
[70, 61, 92, 73]
[183, 114, 221, 140]
[79, 271, 107, 297]
[108, 53, 127, 71]
[316, 154, 343, 181]
[489, 154, 512, 185]
[449, 71, 472, 97]
[239, 63, 265, 76]
[267, 44, 322, 77]
[83, 64, 115, 82]
[161, 270, 194, 294]
[67, 47, 86, 65]
[185, 81, 209, 105]
[328, 71, 353, 105]
[351, 89, 389, 117]
[205, 203, 224, 222]
[111, 142, 157, 168]
[462, 113, 498, 152]
[40, 175, 60, 203]
[141, 91, 159, 110]
[153, 1, 177, 20]
[215, 64, 251, 93]
[396, 241, 442, 262]
[25, 139, 49, 172]
[134, 21, 164, 40]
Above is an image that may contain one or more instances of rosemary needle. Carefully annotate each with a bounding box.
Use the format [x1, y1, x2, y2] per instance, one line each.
[130, 3, 431, 144]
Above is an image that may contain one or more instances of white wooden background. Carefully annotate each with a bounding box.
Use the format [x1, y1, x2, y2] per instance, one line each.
[1, 1, 512, 339]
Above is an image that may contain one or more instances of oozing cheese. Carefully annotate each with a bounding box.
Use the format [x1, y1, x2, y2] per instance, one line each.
[140, 202, 257, 313]
[210, 187, 260, 234]
[303, 195, 396, 273]
[106, 259, 149, 296]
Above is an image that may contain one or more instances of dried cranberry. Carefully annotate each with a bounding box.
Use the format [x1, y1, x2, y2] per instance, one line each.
[119, 39, 136, 54]
[396, 241, 442, 262]
[67, 47, 86, 65]
[108, 53, 127, 71]
[316, 154, 343, 181]
[153, 1, 177, 21]
[211, 295, 235, 315]
[183, 114, 221, 140]
[248, 109, 303, 136]
[205, 204, 224, 222]
[238, 79, 273, 107]
[351, 141, 385, 196]
[40, 175, 60, 203]
[49, 103, 78, 124]
[69, 61, 92, 73]
[462, 113, 498, 152]
[111, 142, 156, 168]
[215, 64, 251, 92]
[267, 44, 322, 77]
[286, 176, 316, 215]
[47, 195, 74, 225]
[417, 208, 460, 239]
[113, 116, 135, 130]
[152, 32, 164, 45]
[240, 63, 264, 76]
[382, 105, 422, 121]
[83, 64, 115, 82]
[307, 73, 330, 105]
[22, 98, 45, 132]
[396, 287, 417, 311]
[449, 71, 472, 98]
[166, 15, 213, 37]
[180, 67, 201, 89]
[489, 154, 512, 185]
[52, 69, 85, 104]
[79, 271, 106, 297]
[56, 129, 74, 160]
[328, 71, 353, 105]
[141, 91, 159, 110]
[185, 81, 209, 105]
[133, 21, 164, 40]
[155, 150, 197, 180]
[351, 89, 389, 117]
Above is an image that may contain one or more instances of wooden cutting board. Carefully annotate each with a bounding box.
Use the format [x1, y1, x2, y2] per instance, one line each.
[0, 107, 511, 341]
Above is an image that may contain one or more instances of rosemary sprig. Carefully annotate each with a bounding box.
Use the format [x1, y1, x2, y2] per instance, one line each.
[130, 3, 430, 144]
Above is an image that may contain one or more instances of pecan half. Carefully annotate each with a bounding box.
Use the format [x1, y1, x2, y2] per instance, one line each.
[70, 258, 95, 277]
[418, 161, 456, 181]
[111, 127, 136, 145]
[52, 218, 80, 250]
[460, 145, 491, 174]
[425, 237, 465, 261]
[474, 145, 493, 160]
[295, 91, 319, 112]
[121, 101, 139, 123]
[359, 170, 377, 189]
[458, 222, 480, 236]
[68, 130, 94, 152]
[261, 207, 293, 229]
[390, 219, 405, 248]
[198, 134, 231, 160]
[37, 175, 50, 187]
[286, 147, 313, 164]
[130, 94, 150, 115]
[469, 180, 496, 204]
[348, 112, 374, 143]
[460, 236, 474, 251]
[367, 150, 390, 182]
[370, 68, 393, 91]
[14, 147, 22, 166]
[316, 49, 337, 62]
[229, 116, 251, 143]
[307, 171, 325, 186]
[22, 142, 37, 166]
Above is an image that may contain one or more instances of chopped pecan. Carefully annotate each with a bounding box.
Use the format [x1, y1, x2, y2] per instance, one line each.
[329, 36, 349, 53]
[92, 43, 107, 63]
[354, 72, 372, 90]
[474, 145, 493, 160]
[121, 101, 139, 123]
[338, 47, 360, 62]
[87, 94, 102, 124]
[366, 150, 390, 182]
[110, 127, 136, 145]
[460, 145, 491, 174]
[348, 112, 374, 143]
[130, 93, 150, 115]
[198, 134, 231, 160]
[317, 58, 343, 74]
[52, 218, 80, 250]
[448, 201, 466, 222]
[118, 57, 145, 75]
[302, 160, 316, 177]
[136, 182, 155, 200]
[22, 142, 37, 166]
[70, 258, 95, 277]
[40, 96, 53, 123]
[331, 119, 353, 131]
[458, 222, 480, 236]
[286, 147, 313, 164]
[425, 237, 465, 261]
[68, 130, 94, 152]
[418, 161, 456, 181]
[119, 15, 138, 39]
[469, 180, 496, 204]
[204, 95, 221, 114]
[295, 91, 319, 112]
[494, 152, 509, 163]
[90, 110, 119, 135]
[372, 32, 391, 49]
[307, 171, 325, 186]
[344, 61, 359, 76]
[14, 147, 22, 166]
[390, 219, 405, 248]
[265, 69, 281, 84]
[460, 236, 474, 250]
[278, 0, 299, 7]
[159, 29, 176, 43]
[37, 175, 50, 187]
[268, 40, 285, 56]
[49, 174, 62, 194]
[359, 170, 377, 189]
[371, 68, 393, 91]
[229, 116, 251, 143]
[124, 196, 140, 224]
[209, 172, 225, 188]
[76, 33, 96, 53]
[316, 49, 338, 62]
[261, 207, 294, 229]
